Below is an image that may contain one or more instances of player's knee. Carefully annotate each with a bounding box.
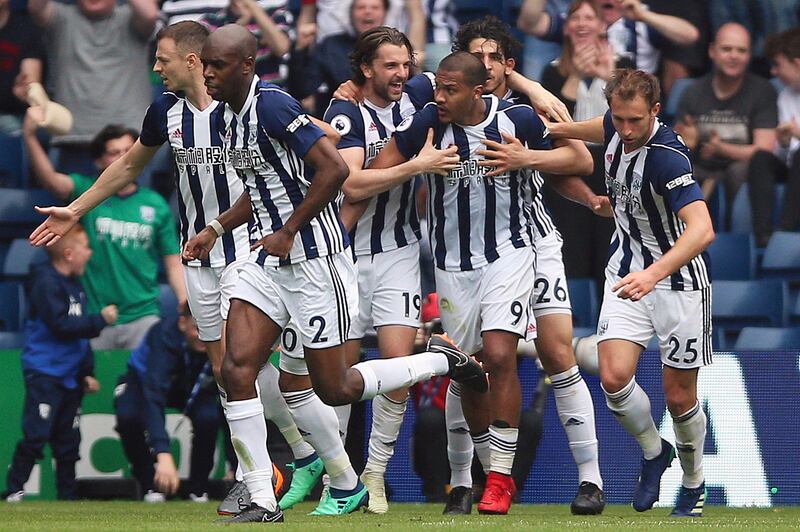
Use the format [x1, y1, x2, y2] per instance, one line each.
[599, 370, 630, 395]
[664, 386, 696, 416]
[479, 348, 515, 375]
[315, 384, 353, 406]
[537, 339, 574, 374]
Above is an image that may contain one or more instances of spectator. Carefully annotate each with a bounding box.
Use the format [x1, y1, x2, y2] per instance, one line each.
[201, 0, 294, 85]
[161, 0, 227, 25]
[2, 226, 117, 502]
[518, 0, 569, 81]
[23, 111, 186, 350]
[419, 0, 457, 71]
[291, 0, 387, 116]
[28, 0, 158, 174]
[709, 0, 800, 78]
[518, 0, 699, 75]
[675, 23, 778, 230]
[746, 29, 800, 245]
[538, 0, 621, 288]
[114, 310, 221, 502]
[0, 0, 44, 135]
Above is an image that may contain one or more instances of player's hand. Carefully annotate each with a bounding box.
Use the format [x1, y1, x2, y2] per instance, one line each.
[29, 205, 80, 247]
[529, 85, 572, 123]
[183, 226, 218, 262]
[540, 115, 566, 139]
[154, 453, 180, 496]
[612, 270, 658, 301]
[101, 305, 118, 325]
[333, 80, 363, 105]
[251, 226, 294, 259]
[476, 131, 531, 176]
[83, 376, 100, 394]
[588, 194, 613, 217]
[414, 129, 459, 176]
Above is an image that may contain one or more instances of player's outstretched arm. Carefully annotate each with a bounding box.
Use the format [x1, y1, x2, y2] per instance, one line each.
[507, 70, 571, 123]
[476, 133, 592, 176]
[310, 116, 342, 145]
[546, 115, 605, 144]
[30, 140, 159, 247]
[252, 137, 349, 258]
[546, 175, 613, 217]
[344, 130, 458, 202]
[613, 201, 714, 300]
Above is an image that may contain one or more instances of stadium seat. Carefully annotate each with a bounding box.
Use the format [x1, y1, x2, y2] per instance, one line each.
[791, 296, 800, 325]
[760, 232, 800, 280]
[733, 327, 800, 350]
[712, 280, 785, 347]
[566, 278, 598, 328]
[0, 281, 23, 331]
[706, 232, 754, 280]
[0, 135, 28, 188]
[0, 188, 59, 239]
[707, 181, 726, 231]
[3, 238, 47, 278]
[662, 77, 695, 125]
[730, 183, 785, 234]
[0, 332, 24, 349]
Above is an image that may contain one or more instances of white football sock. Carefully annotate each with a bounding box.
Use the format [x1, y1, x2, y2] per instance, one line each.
[672, 402, 706, 489]
[353, 352, 449, 400]
[364, 394, 407, 474]
[225, 397, 276, 510]
[334, 404, 351, 445]
[488, 425, 517, 475]
[256, 364, 315, 461]
[283, 388, 357, 491]
[445, 381, 473, 488]
[603, 378, 662, 459]
[471, 430, 492, 474]
[551, 366, 602, 488]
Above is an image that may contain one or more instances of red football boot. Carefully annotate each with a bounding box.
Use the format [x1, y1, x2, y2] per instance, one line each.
[477, 471, 516, 515]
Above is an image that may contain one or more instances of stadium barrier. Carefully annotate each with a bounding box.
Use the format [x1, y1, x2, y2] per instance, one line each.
[1, 349, 797, 506]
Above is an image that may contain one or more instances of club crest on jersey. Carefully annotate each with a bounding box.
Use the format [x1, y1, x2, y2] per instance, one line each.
[140, 206, 155, 223]
[330, 114, 352, 136]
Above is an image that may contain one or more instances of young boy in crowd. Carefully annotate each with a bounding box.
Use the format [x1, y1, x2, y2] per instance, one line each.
[3, 225, 117, 501]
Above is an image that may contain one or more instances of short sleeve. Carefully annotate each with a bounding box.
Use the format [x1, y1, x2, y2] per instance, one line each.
[323, 99, 365, 150]
[256, 86, 324, 158]
[68, 174, 94, 201]
[506, 104, 551, 150]
[404, 73, 435, 110]
[393, 104, 438, 160]
[650, 148, 704, 213]
[751, 79, 778, 130]
[602, 111, 616, 146]
[139, 95, 172, 147]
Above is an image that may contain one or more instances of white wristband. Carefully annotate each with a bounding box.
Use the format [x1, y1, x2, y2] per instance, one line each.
[208, 219, 225, 237]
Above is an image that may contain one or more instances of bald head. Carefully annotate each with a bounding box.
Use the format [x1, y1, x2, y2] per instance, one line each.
[438, 51, 488, 87]
[710, 22, 751, 80]
[206, 24, 257, 60]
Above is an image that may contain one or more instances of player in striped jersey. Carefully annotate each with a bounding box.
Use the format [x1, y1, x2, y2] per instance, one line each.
[195, 25, 487, 523]
[370, 51, 591, 515]
[441, 16, 608, 516]
[29, 21, 329, 513]
[548, 69, 714, 518]
[321, 26, 463, 514]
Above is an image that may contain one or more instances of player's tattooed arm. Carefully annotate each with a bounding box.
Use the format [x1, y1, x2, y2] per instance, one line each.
[182, 191, 253, 262]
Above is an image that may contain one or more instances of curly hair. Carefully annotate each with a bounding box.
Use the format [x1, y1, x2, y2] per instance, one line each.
[451, 16, 521, 60]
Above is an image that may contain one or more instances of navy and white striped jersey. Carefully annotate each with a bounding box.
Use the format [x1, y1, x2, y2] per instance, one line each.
[140, 92, 250, 268]
[219, 78, 348, 267]
[602, 111, 711, 291]
[393, 95, 551, 272]
[322, 75, 434, 257]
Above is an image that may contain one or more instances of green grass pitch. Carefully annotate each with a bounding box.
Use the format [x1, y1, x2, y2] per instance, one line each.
[1, 502, 799, 531]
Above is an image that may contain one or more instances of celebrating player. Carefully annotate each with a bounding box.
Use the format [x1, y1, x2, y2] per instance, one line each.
[189, 25, 487, 523]
[547, 68, 714, 517]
